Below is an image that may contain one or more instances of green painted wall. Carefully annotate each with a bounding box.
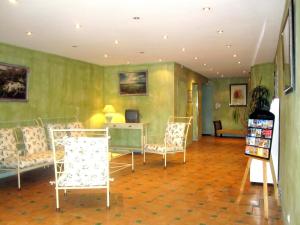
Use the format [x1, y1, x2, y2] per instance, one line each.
[211, 77, 249, 132]
[103, 63, 174, 145]
[0, 43, 104, 125]
[174, 63, 207, 141]
[250, 63, 275, 101]
[275, 0, 300, 224]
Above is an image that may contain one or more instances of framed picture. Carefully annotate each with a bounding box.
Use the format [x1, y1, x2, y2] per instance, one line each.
[0, 62, 29, 101]
[282, 0, 295, 94]
[119, 71, 147, 95]
[229, 84, 247, 107]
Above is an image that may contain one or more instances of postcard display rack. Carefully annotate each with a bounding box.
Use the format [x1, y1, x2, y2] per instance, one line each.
[238, 110, 280, 219]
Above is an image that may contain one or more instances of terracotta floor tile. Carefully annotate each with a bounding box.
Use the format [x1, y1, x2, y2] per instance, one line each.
[0, 137, 283, 224]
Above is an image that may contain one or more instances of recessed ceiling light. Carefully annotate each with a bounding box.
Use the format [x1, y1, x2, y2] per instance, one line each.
[114, 40, 119, 45]
[217, 29, 224, 34]
[9, 0, 18, 4]
[126, 61, 130, 64]
[243, 70, 247, 74]
[217, 72, 220, 75]
[75, 23, 82, 29]
[225, 44, 232, 48]
[194, 57, 198, 60]
[158, 59, 162, 62]
[233, 54, 237, 58]
[237, 61, 241, 64]
[182, 47, 186, 52]
[221, 74, 224, 78]
[202, 7, 211, 11]
[163, 34, 168, 40]
[203, 63, 207, 66]
[26, 31, 32, 36]
[133, 16, 140, 20]
[104, 54, 108, 58]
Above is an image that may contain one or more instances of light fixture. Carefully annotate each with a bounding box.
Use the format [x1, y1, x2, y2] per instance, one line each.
[203, 63, 207, 66]
[202, 7, 211, 11]
[225, 44, 232, 48]
[233, 54, 237, 58]
[216, 72, 220, 75]
[9, 0, 18, 4]
[75, 23, 82, 29]
[104, 54, 108, 58]
[114, 40, 119, 45]
[158, 59, 162, 62]
[182, 47, 186, 52]
[243, 70, 247, 74]
[217, 29, 224, 34]
[26, 31, 32, 36]
[103, 105, 116, 123]
[237, 61, 241, 64]
[126, 61, 130, 64]
[133, 16, 140, 20]
[194, 57, 198, 60]
[163, 34, 168, 40]
[221, 74, 224, 78]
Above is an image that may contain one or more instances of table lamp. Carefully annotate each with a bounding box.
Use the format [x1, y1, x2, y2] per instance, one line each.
[103, 105, 116, 123]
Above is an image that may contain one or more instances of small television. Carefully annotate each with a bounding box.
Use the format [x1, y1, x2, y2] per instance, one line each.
[125, 109, 140, 123]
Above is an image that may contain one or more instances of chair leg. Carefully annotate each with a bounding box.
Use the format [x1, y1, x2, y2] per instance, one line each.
[17, 167, 21, 190]
[55, 187, 60, 210]
[106, 187, 110, 208]
[183, 150, 186, 164]
[164, 153, 167, 168]
[143, 151, 146, 164]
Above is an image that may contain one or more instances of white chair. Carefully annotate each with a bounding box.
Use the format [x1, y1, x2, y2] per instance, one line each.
[143, 116, 192, 168]
[50, 128, 111, 210]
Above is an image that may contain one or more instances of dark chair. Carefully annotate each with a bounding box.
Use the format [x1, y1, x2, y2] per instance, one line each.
[213, 120, 222, 137]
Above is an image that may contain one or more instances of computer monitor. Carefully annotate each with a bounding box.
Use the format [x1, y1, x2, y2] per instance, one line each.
[125, 109, 140, 123]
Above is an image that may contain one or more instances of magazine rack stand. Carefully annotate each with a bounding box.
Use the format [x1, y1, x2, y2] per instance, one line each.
[238, 110, 280, 219]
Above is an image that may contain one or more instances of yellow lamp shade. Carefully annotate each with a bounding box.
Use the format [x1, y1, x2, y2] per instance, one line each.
[103, 105, 116, 113]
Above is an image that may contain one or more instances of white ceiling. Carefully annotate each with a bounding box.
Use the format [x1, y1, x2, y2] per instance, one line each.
[0, 0, 285, 78]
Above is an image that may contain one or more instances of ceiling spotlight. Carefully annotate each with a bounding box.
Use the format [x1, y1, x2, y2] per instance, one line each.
[133, 16, 140, 20]
[225, 44, 232, 48]
[9, 0, 18, 4]
[203, 63, 207, 66]
[104, 54, 108, 58]
[126, 61, 130, 64]
[181, 47, 186, 52]
[237, 61, 241, 64]
[158, 59, 162, 62]
[114, 40, 119, 45]
[194, 57, 198, 60]
[216, 72, 220, 75]
[202, 7, 211, 11]
[163, 34, 168, 40]
[243, 70, 247, 74]
[75, 23, 82, 29]
[221, 74, 224, 78]
[26, 31, 32, 36]
[233, 54, 237, 58]
[217, 29, 224, 34]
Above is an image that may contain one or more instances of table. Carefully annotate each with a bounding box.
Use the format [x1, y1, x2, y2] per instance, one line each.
[105, 123, 148, 174]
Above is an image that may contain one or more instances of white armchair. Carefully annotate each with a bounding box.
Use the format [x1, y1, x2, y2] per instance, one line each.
[50, 128, 111, 210]
[143, 116, 192, 168]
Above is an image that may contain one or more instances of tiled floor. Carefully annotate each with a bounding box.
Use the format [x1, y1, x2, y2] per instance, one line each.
[0, 137, 283, 225]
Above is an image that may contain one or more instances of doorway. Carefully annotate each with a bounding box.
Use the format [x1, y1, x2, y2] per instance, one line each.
[202, 81, 214, 135]
[192, 83, 199, 141]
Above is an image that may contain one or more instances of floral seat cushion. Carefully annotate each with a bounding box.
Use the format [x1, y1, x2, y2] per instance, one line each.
[57, 137, 108, 187]
[21, 126, 49, 154]
[0, 128, 18, 160]
[144, 144, 184, 153]
[66, 122, 85, 137]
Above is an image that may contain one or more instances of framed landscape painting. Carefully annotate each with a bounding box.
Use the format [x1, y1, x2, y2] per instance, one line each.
[229, 84, 247, 107]
[119, 71, 147, 95]
[0, 62, 29, 101]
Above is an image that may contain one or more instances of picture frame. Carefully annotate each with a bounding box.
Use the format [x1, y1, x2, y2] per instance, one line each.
[0, 62, 29, 101]
[282, 0, 295, 94]
[119, 71, 147, 95]
[229, 83, 247, 107]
